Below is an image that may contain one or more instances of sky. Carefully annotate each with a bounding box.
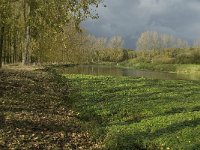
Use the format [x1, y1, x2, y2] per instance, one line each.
[82, 0, 200, 49]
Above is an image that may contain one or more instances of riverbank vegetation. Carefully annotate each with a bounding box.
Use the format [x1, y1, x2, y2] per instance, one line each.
[64, 73, 200, 149]
[88, 31, 200, 73]
[118, 62, 200, 73]
[1, 1, 200, 149]
[94, 31, 200, 73]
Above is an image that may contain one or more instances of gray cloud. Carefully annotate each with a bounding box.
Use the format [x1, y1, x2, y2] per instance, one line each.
[82, 0, 200, 49]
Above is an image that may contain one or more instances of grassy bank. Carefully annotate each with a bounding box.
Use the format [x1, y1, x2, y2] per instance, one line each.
[0, 68, 99, 149]
[118, 60, 200, 73]
[64, 74, 200, 149]
[92, 60, 200, 74]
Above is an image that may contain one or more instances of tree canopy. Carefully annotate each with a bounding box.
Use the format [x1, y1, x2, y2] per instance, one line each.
[0, 0, 103, 67]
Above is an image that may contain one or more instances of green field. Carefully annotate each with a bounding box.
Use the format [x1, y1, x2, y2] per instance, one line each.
[65, 74, 200, 150]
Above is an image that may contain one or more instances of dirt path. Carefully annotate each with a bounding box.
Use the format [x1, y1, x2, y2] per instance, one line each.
[0, 68, 99, 149]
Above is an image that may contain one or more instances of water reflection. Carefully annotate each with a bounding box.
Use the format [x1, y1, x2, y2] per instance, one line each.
[58, 65, 200, 81]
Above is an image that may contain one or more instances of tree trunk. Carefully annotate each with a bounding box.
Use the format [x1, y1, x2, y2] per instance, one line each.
[13, 29, 17, 64]
[22, 0, 30, 65]
[0, 27, 5, 68]
[22, 25, 30, 65]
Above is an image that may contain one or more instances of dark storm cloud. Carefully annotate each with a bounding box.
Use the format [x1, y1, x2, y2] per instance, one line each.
[82, 0, 200, 49]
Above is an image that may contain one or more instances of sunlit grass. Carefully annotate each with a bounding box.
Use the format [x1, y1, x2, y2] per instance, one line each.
[65, 74, 200, 149]
[119, 60, 200, 74]
[176, 64, 200, 73]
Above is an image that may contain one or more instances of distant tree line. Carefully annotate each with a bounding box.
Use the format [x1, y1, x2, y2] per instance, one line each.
[95, 31, 200, 64]
[79, 31, 200, 64]
[133, 31, 200, 64]
[86, 35, 126, 63]
[137, 31, 189, 51]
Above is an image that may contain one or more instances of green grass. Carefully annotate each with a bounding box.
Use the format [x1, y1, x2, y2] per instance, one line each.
[119, 59, 200, 74]
[119, 62, 176, 72]
[64, 74, 200, 149]
[176, 64, 200, 73]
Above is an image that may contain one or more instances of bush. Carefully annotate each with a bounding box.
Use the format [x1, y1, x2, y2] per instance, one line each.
[191, 50, 200, 64]
[127, 50, 137, 59]
[134, 57, 151, 63]
[176, 50, 200, 64]
[152, 56, 176, 64]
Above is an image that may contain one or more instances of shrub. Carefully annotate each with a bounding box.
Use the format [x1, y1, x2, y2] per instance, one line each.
[152, 56, 176, 64]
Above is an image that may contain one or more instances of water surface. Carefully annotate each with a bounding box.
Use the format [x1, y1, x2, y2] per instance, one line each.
[59, 65, 200, 81]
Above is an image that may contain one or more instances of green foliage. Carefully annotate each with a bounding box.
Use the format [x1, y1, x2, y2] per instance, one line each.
[176, 64, 200, 73]
[152, 56, 176, 64]
[65, 74, 200, 149]
[118, 61, 200, 74]
[134, 31, 200, 65]
[122, 47, 200, 69]
[176, 49, 200, 64]
[0, 0, 104, 66]
[127, 50, 137, 59]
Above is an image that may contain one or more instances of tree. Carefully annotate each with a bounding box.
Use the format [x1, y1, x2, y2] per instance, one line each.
[175, 38, 188, 48]
[0, 27, 4, 68]
[151, 31, 160, 51]
[160, 34, 174, 49]
[136, 31, 150, 51]
[0, 0, 104, 67]
[193, 39, 200, 48]
[0, 0, 12, 68]
[105, 36, 124, 62]
[137, 31, 189, 51]
[22, 0, 31, 65]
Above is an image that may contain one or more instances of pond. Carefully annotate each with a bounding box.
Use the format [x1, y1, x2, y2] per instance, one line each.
[58, 65, 200, 81]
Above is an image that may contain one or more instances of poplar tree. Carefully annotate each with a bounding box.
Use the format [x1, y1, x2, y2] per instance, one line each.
[0, 0, 103, 67]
